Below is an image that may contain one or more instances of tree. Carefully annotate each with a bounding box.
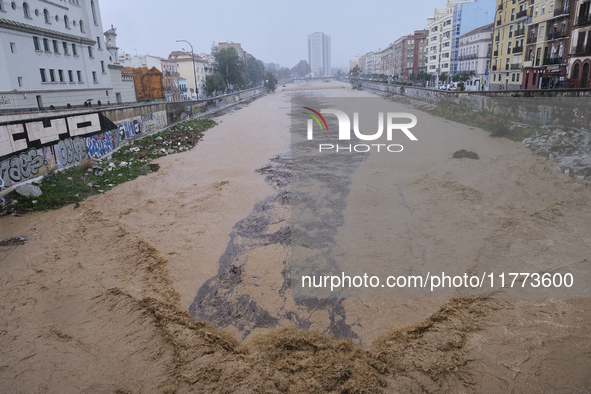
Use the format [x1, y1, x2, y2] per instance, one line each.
[291, 60, 311, 78]
[245, 56, 265, 87]
[264, 72, 278, 92]
[265, 63, 280, 77]
[277, 67, 291, 80]
[438, 72, 449, 84]
[205, 74, 226, 95]
[214, 47, 245, 88]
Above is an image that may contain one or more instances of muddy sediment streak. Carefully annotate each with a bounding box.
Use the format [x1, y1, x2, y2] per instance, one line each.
[189, 143, 368, 339]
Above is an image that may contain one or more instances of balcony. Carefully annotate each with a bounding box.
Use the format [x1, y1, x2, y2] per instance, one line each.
[459, 53, 478, 61]
[553, 8, 569, 17]
[526, 36, 537, 44]
[547, 31, 569, 41]
[516, 10, 528, 19]
[493, 50, 499, 57]
[573, 44, 591, 55]
[542, 57, 563, 65]
[525, 17, 533, 25]
[495, 35, 500, 42]
[523, 60, 533, 68]
[513, 46, 524, 54]
[510, 63, 521, 70]
[576, 14, 591, 26]
[515, 28, 525, 37]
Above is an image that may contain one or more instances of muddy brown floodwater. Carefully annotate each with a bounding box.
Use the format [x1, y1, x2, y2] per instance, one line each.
[0, 80, 590, 393]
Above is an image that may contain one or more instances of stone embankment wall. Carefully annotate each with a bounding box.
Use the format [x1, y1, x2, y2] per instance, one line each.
[361, 82, 591, 131]
[0, 88, 264, 193]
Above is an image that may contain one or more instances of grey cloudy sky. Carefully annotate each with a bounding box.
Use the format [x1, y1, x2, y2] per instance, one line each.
[99, 0, 492, 69]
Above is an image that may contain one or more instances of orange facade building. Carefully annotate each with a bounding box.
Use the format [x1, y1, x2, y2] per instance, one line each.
[121, 67, 165, 101]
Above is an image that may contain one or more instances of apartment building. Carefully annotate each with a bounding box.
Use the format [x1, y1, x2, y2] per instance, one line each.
[0, 0, 134, 110]
[168, 51, 214, 99]
[459, 24, 494, 90]
[522, 0, 572, 89]
[490, 0, 529, 90]
[567, 0, 591, 87]
[426, 0, 470, 84]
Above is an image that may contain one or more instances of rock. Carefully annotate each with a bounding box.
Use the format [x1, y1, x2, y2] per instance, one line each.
[155, 136, 163, 141]
[577, 176, 585, 181]
[15, 184, 42, 197]
[159, 148, 167, 154]
[11, 200, 18, 205]
[167, 149, 175, 155]
[32, 200, 38, 204]
[87, 182, 94, 187]
[88, 168, 93, 172]
[119, 161, 128, 168]
[108, 162, 116, 168]
[548, 153, 554, 159]
[32, 179, 42, 185]
[564, 169, 570, 174]
[95, 171, 105, 176]
[129, 147, 140, 152]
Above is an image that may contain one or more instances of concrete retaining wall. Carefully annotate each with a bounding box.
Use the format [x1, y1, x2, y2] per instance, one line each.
[361, 82, 591, 131]
[0, 88, 264, 193]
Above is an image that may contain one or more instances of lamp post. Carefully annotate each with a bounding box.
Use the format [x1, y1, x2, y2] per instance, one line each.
[176, 39, 198, 100]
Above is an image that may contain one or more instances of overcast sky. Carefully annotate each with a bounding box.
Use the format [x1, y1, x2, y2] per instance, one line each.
[99, 0, 489, 69]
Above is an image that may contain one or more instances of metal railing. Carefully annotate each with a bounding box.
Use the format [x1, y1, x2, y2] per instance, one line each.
[513, 46, 524, 54]
[577, 14, 591, 26]
[543, 57, 563, 65]
[553, 8, 569, 17]
[510, 63, 521, 70]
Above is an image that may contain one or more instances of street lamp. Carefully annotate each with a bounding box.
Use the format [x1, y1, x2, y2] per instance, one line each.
[176, 39, 198, 100]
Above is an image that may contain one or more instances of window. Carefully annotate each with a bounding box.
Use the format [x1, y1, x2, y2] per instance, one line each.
[68, 70, 74, 83]
[573, 63, 580, 79]
[72, 44, 77, 56]
[43, 38, 50, 52]
[23, 2, 30, 18]
[535, 6, 538, 16]
[92, 71, 97, 83]
[43, 9, 50, 23]
[10, 42, 15, 53]
[88, 46, 93, 58]
[63, 42, 69, 55]
[40, 68, 47, 82]
[550, 2, 554, 12]
[77, 70, 82, 83]
[91, 0, 98, 25]
[58, 69, 64, 82]
[53, 40, 59, 53]
[542, 5, 545, 14]
[97, 37, 101, 49]
[18, 77, 22, 87]
[49, 69, 55, 82]
[101, 60, 105, 73]
[64, 15, 69, 28]
[507, 41, 512, 54]
[512, 73, 516, 82]
[33, 37, 40, 51]
[79, 20, 84, 32]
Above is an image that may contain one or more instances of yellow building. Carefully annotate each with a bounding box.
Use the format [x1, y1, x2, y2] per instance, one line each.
[168, 51, 215, 99]
[490, 0, 529, 90]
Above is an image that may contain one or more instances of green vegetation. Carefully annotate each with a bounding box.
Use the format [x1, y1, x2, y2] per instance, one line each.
[1, 119, 217, 215]
[264, 72, 278, 93]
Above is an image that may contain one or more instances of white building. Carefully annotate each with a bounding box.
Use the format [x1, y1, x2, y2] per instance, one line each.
[459, 23, 493, 90]
[308, 32, 331, 77]
[0, 0, 135, 111]
[426, 0, 471, 84]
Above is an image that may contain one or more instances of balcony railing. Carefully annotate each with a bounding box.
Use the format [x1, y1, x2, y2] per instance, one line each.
[525, 16, 533, 25]
[553, 8, 569, 17]
[547, 31, 568, 40]
[459, 53, 478, 61]
[510, 63, 521, 70]
[515, 28, 525, 36]
[542, 57, 563, 65]
[577, 14, 591, 26]
[573, 44, 591, 55]
[513, 46, 524, 54]
[516, 10, 528, 19]
[527, 36, 537, 44]
[495, 35, 500, 42]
